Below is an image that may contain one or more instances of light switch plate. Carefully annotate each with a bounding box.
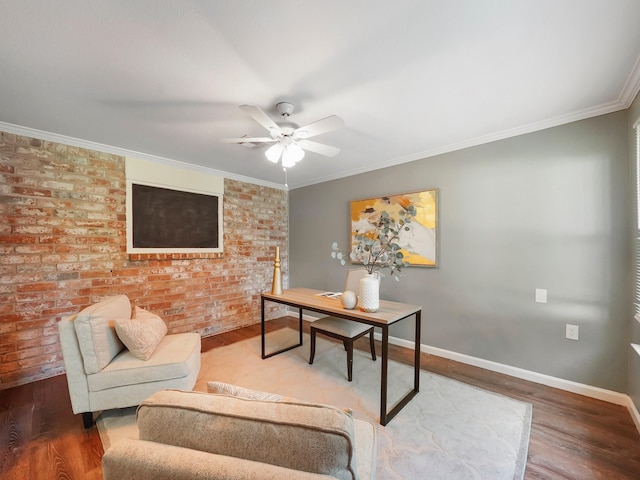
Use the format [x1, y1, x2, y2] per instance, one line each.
[535, 288, 547, 303]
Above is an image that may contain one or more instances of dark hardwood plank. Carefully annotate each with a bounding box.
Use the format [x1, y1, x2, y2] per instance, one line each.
[1, 317, 639, 480]
[369, 337, 640, 480]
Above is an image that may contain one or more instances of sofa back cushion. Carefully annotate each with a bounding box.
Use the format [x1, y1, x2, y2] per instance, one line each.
[137, 389, 358, 480]
[74, 295, 131, 374]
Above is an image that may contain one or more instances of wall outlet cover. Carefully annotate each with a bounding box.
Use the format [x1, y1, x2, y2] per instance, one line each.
[566, 324, 579, 340]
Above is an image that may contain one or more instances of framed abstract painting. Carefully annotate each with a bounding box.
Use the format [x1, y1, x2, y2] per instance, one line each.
[350, 189, 438, 267]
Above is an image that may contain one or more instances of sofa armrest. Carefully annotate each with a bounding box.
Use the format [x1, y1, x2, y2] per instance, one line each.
[102, 439, 336, 480]
[353, 418, 377, 480]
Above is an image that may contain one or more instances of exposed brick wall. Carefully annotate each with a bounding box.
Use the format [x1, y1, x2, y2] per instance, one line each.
[0, 131, 288, 389]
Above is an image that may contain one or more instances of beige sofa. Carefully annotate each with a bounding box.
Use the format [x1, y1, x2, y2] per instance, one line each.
[102, 389, 377, 480]
[58, 295, 201, 427]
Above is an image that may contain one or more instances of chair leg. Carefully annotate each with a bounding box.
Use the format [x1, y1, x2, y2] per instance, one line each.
[346, 340, 354, 382]
[309, 328, 317, 365]
[82, 412, 94, 429]
[369, 330, 377, 361]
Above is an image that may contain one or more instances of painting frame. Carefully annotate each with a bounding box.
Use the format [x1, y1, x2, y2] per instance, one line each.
[125, 157, 224, 255]
[350, 188, 438, 268]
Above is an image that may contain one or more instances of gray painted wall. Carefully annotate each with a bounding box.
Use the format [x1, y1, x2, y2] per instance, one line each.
[628, 93, 640, 407]
[290, 111, 631, 392]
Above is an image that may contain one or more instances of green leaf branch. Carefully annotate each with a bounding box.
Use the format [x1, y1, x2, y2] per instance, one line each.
[331, 204, 417, 281]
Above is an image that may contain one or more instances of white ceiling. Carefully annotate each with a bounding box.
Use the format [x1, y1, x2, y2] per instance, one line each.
[1, 0, 639, 189]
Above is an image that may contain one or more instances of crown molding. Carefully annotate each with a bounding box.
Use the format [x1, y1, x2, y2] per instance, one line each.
[292, 98, 634, 189]
[619, 53, 640, 108]
[292, 59, 640, 189]
[0, 121, 287, 191]
[3, 61, 639, 193]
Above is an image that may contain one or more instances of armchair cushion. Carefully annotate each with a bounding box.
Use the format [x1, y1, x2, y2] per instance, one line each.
[74, 294, 130, 374]
[87, 332, 200, 392]
[115, 306, 168, 360]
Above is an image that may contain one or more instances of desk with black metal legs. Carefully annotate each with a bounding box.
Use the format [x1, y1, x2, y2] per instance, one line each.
[261, 287, 422, 426]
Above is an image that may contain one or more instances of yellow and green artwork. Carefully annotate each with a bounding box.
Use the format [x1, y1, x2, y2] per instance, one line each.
[350, 189, 438, 267]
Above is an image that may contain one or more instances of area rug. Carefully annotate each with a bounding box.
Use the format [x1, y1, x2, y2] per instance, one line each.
[97, 329, 531, 480]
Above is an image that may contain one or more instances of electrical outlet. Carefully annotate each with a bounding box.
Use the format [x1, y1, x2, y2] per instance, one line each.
[566, 324, 579, 340]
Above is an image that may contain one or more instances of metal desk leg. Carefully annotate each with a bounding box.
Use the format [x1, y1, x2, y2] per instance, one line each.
[414, 310, 421, 392]
[299, 308, 304, 345]
[261, 296, 266, 359]
[380, 325, 389, 425]
[380, 311, 421, 426]
[261, 298, 304, 359]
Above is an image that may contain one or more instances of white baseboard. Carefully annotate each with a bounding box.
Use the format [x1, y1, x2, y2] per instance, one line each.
[628, 396, 640, 433]
[296, 313, 638, 426]
[419, 341, 629, 405]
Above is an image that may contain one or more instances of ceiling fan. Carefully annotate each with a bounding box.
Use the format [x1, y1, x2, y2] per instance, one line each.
[219, 103, 344, 168]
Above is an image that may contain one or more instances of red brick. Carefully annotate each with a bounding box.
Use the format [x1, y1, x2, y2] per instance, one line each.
[16, 282, 57, 293]
[15, 300, 56, 312]
[15, 244, 55, 254]
[40, 254, 78, 263]
[56, 263, 92, 272]
[18, 334, 60, 350]
[4, 215, 37, 225]
[15, 317, 57, 331]
[12, 187, 52, 197]
[11, 293, 42, 303]
[54, 244, 87, 253]
[0, 235, 37, 244]
[39, 235, 76, 244]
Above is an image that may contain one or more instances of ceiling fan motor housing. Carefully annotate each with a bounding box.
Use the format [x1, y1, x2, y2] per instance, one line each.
[276, 102, 294, 117]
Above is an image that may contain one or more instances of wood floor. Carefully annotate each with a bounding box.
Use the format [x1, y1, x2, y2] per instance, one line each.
[2, 317, 640, 480]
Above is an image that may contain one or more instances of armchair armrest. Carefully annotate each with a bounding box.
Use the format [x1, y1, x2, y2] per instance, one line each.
[58, 315, 91, 414]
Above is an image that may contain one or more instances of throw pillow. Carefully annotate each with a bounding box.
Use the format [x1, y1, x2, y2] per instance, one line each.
[115, 306, 167, 360]
[206, 382, 353, 415]
[74, 295, 130, 374]
[207, 381, 285, 402]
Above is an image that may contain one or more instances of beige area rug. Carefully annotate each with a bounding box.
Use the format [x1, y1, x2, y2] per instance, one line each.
[97, 329, 531, 480]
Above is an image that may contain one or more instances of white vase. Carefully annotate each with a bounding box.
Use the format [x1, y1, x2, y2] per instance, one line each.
[359, 273, 380, 312]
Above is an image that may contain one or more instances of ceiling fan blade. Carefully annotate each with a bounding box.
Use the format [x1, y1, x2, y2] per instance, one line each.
[219, 137, 275, 143]
[297, 140, 341, 157]
[294, 115, 344, 139]
[239, 105, 281, 133]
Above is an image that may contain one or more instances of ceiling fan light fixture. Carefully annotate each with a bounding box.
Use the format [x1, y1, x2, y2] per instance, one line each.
[223, 103, 343, 171]
[282, 143, 305, 167]
[281, 156, 296, 169]
[265, 143, 284, 163]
